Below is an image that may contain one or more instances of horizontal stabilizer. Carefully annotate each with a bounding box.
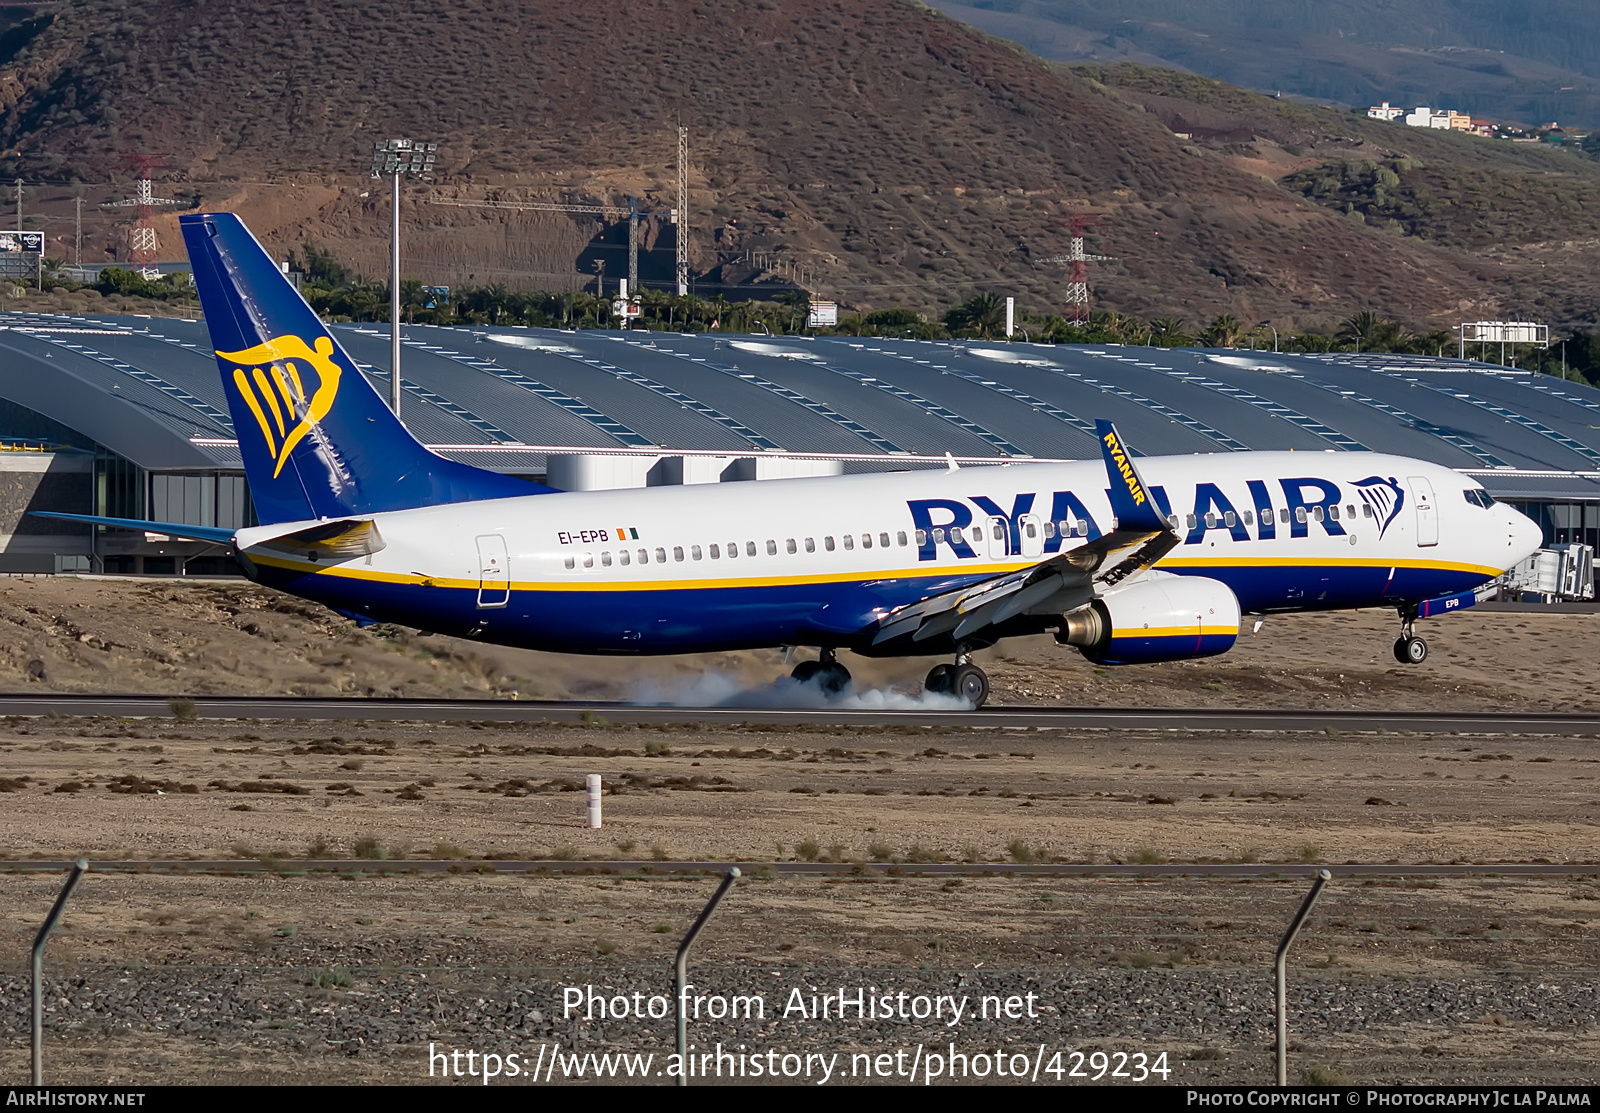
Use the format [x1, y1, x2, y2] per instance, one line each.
[28, 511, 236, 544]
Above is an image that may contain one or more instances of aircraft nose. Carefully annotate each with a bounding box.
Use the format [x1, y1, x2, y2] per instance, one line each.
[1508, 506, 1543, 561]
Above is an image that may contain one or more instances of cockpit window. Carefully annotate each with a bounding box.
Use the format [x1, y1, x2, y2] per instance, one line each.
[1463, 488, 1496, 509]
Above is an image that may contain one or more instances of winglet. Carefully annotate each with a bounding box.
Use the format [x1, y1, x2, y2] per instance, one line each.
[1095, 419, 1166, 532]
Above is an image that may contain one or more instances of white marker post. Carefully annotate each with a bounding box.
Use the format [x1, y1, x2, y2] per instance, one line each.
[1005, 296, 1015, 339]
[585, 774, 603, 829]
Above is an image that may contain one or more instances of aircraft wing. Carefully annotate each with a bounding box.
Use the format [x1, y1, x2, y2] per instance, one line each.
[870, 420, 1178, 647]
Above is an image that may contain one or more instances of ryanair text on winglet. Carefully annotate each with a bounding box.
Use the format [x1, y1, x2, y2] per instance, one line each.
[1102, 429, 1146, 507]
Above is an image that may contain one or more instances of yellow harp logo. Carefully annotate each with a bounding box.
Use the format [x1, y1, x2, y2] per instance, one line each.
[217, 335, 342, 478]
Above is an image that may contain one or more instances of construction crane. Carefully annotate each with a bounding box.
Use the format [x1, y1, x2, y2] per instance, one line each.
[1034, 213, 1114, 323]
[427, 195, 673, 300]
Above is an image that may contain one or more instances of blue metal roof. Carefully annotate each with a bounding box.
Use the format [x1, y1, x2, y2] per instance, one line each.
[1, 312, 1598, 500]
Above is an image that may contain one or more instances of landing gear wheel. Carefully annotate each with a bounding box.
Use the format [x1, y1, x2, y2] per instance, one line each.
[816, 662, 852, 697]
[1393, 636, 1428, 664]
[950, 664, 990, 708]
[924, 663, 955, 694]
[791, 660, 822, 684]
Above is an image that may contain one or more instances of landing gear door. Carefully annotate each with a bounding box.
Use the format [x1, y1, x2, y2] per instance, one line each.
[476, 533, 510, 608]
[1018, 513, 1044, 558]
[1409, 476, 1438, 547]
[987, 516, 1010, 560]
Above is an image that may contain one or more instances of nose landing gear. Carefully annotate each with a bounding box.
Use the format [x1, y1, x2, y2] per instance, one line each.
[790, 647, 852, 696]
[924, 649, 990, 707]
[1393, 604, 1428, 664]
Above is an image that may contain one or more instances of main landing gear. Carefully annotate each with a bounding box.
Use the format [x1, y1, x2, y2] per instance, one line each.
[791, 647, 852, 696]
[1393, 604, 1428, 665]
[924, 650, 990, 708]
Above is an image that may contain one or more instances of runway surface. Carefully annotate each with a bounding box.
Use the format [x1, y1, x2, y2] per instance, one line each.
[4, 859, 1595, 878]
[0, 693, 1596, 733]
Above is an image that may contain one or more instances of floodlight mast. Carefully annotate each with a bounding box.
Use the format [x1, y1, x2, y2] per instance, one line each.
[369, 139, 437, 418]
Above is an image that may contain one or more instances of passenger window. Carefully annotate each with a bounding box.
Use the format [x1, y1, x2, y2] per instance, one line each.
[619, 550, 630, 566]
[691, 545, 702, 560]
[601, 552, 612, 567]
[746, 541, 757, 557]
[1243, 510, 1254, 526]
[656, 547, 668, 563]
[766, 540, 777, 555]
[1204, 513, 1217, 528]
[897, 531, 908, 546]
[930, 529, 941, 544]
[1280, 508, 1291, 523]
[862, 533, 872, 549]
[674, 546, 685, 561]
[1347, 504, 1356, 519]
[786, 538, 797, 554]
[710, 544, 720, 559]
[1223, 511, 1236, 527]
[582, 554, 594, 569]
[564, 555, 575, 570]
[1312, 506, 1325, 522]
[1023, 522, 1036, 539]
[637, 549, 648, 564]
[916, 529, 927, 545]
[825, 536, 836, 551]
[1364, 504, 1374, 518]
[804, 537, 815, 553]
[1043, 521, 1056, 538]
[1186, 514, 1197, 529]
[844, 534, 855, 550]
[879, 532, 890, 547]
[1294, 507, 1307, 524]
[726, 542, 737, 559]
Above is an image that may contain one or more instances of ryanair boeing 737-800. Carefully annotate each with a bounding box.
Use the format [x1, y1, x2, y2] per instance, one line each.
[40, 214, 1544, 707]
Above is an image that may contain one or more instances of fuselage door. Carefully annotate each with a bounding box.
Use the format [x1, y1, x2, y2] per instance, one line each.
[476, 533, 510, 608]
[987, 516, 1010, 560]
[1018, 513, 1044, 558]
[1409, 476, 1438, 547]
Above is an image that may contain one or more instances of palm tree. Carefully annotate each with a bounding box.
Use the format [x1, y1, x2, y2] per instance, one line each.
[1150, 317, 1191, 347]
[1200, 315, 1244, 348]
[1338, 310, 1403, 352]
[945, 292, 1007, 339]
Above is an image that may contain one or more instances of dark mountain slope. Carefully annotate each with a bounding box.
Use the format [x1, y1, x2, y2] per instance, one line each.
[0, 0, 1586, 327]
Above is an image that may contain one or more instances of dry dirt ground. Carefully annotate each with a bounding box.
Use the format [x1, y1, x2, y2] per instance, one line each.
[0, 577, 1594, 1085]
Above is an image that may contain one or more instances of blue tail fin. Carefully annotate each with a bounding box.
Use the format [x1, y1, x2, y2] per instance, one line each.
[180, 212, 543, 524]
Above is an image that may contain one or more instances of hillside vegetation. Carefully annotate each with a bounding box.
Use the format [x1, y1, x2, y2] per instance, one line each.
[0, 0, 1596, 332]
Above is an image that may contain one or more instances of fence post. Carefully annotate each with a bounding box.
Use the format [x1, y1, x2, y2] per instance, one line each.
[675, 867, 740, 1086]
[33, 858, 88, 1085]
[1276, 868, 1331, 1086]
[585, 773, 602, 829]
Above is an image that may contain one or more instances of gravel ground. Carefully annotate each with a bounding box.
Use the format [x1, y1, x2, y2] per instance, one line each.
[0, 872, 1595, 1085]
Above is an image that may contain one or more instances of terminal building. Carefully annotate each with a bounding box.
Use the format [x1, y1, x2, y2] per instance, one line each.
[0, 309, 1596, 577]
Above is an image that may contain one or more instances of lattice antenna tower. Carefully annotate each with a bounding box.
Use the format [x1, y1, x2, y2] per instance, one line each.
[675, 126, 689, 296]
[1037, 213, 1114, 323]
[103, 154, 175, 277]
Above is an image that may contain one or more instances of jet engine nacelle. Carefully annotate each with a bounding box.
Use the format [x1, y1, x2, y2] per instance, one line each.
[1057, 574, 1241, 665]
